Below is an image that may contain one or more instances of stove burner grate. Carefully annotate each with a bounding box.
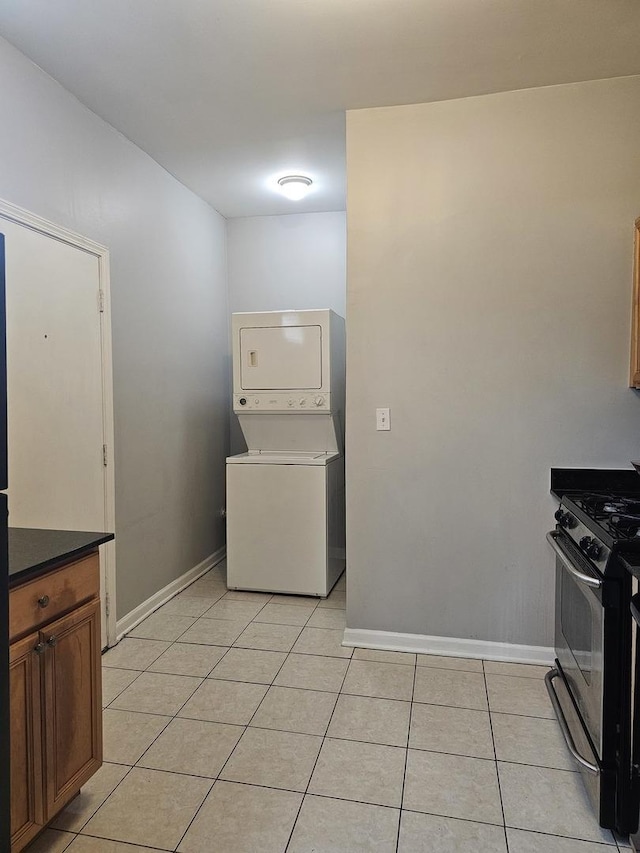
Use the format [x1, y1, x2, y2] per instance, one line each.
[609, 513, 640, 536]
[578, 493, 640, 519]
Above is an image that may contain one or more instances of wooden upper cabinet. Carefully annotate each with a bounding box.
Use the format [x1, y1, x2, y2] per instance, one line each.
[9, 632, 44, 853]
[42, 598, 102, 818]
[629, 218, 640, 388]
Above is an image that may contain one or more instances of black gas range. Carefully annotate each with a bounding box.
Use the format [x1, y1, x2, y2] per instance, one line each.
[558, 492, 640, 549]
[548, 482, 640, 835]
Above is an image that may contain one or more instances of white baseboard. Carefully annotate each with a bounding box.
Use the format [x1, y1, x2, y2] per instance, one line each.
[115, 546, 226, 643]
[342, 627, 554, 666]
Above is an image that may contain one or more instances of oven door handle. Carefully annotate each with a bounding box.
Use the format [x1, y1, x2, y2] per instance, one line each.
[544, 668, 600, 775]
[546, 531, 602, 590]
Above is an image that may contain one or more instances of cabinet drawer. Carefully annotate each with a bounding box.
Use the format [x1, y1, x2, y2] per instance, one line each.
[10, 553, 99, 642]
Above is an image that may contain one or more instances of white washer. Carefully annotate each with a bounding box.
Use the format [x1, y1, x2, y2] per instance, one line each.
[226, 310, 345, 597]
[226, 451, 344, 596]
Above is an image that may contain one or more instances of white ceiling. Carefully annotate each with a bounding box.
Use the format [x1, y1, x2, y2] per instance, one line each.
[1, 1, 640, 218]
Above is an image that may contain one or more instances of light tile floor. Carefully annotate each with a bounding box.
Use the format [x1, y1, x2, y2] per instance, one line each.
[25, 562, 633, 853]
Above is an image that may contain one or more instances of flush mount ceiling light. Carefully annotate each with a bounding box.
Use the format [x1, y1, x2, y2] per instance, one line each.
[277, 175, 313, 201]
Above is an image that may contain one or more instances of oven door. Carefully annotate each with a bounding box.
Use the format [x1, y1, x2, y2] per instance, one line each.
[628, 588, 640, 839]
[548, 530, 604, 757]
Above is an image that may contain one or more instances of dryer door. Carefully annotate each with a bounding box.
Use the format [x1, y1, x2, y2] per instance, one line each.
[240, 325, 322, 390]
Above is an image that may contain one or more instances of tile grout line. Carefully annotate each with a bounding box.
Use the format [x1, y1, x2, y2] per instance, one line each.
[283, 642, 354, 852]
[482, 659, 510, 853]
[105, 663, 562, 762]
[80, 765, 622, 852]
[395, 656, 417, 852]
[91, 656, 216, 848]
[231, 609, 308, 653]
[96, 657, 586, 846]
[171, 607, 316, 852]
[105, 668, 204, 716]
[120, 647, 230, 756]
[99, 572, 576, 851]
[166, 659, 273, 847]
[491, 823, 620, 849]
[99, 653, 613, 846]
[102, 667, 147, 709]
[102, 636, 176, 669]
[106, 640, 226, 685]
[88, 568, 322, 850]
[169, 780, 214, 851]
[66, 829, 169, 851]
[95, 611, 245, 846]
[54, 761, 138, 838]
[106, 640, 544, 679]
[102, 704, 585, 775]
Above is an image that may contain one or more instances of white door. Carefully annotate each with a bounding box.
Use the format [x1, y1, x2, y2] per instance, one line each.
[1, 218, 109, 645]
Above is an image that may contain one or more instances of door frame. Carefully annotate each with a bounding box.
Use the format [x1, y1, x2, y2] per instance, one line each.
[0, 197, 117, 647]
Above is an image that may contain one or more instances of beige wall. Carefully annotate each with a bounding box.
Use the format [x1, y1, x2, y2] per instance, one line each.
[346, 76, 640, 648]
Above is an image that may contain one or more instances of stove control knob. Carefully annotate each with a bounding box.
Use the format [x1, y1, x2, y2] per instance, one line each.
[555, 509, 576, 529]
[588, 541, 603, 560]
[579, 536, 602, 560]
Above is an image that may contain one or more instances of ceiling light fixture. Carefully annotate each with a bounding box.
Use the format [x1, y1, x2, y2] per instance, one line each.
[277, 175, 313, 201]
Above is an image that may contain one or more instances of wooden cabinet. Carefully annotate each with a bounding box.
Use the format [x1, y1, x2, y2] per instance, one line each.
[42, 599, 102, 818]
[9, 632, 43, 853]
[9, 554, 102, 853]
[629, 218, 640, 387]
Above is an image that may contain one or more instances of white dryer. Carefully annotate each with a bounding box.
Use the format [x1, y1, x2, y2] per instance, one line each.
[226, 310, 345, 596]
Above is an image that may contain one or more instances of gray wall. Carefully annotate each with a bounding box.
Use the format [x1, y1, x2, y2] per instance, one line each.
[227, 212, 346, 315]
[227, 212, 346, 453]
[0, 37, 229, 618]
[346, 76, 640, 648]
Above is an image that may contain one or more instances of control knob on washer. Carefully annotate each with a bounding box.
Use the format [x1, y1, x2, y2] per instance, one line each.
[313, 396, 325, 407]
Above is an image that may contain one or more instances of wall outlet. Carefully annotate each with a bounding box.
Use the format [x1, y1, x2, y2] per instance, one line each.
[376, 407, 391, 431]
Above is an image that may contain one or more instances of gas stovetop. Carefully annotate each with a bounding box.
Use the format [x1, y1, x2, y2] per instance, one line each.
[563, 492, 640, 544]
[554, 492, 640, 578]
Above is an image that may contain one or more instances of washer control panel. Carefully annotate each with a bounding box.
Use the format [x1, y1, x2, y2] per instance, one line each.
[235, 392, 331, 412]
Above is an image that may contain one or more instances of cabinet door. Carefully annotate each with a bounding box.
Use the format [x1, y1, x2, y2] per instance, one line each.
[41, 598, 102, 819]
[10, 632, 44, 852]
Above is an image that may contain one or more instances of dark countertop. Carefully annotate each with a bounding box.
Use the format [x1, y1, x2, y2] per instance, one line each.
[551, 468, 640, 500]
[9, 527, 115, 587]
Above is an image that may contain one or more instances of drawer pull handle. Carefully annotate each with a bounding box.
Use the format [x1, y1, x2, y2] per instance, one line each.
[38, 595, 50, 609]
[47, 635, 57, 648]
[33, 642, 45, 655]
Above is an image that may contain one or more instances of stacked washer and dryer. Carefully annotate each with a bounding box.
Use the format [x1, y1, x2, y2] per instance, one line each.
[226, 309, 346, 597]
